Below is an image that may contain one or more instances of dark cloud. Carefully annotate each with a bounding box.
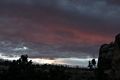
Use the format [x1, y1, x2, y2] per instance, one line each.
[0, 0, 120, 34]
[0, 0, 119, 58]
[0, 40, 98, 58]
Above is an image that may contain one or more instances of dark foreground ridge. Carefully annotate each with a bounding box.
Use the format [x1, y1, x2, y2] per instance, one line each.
[0, 33, 120, 80]
[0, 55, 96, 80]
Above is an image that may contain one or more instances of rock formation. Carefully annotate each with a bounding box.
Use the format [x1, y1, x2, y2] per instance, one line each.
[98, 33, 120, 80]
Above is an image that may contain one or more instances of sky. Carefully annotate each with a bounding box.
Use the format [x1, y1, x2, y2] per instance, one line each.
[0, 0, 120, 66]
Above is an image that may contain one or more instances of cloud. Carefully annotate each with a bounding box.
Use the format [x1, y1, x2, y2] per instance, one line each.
[0, 15, 113, 45]
[0, 0, 119, 59]
[1, 0, 120, 20]
[0, 0, 120, 35]
[0, 39, 99, 58]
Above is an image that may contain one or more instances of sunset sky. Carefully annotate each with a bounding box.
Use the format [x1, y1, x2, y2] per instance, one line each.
[0, 0, 120, 66]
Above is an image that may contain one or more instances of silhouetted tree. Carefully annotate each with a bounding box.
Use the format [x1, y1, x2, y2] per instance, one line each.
[92, 59, 96, 68]
[88, 59, 96, 70]
[88, 61, 93, 70]
[19, 55, 28, 63]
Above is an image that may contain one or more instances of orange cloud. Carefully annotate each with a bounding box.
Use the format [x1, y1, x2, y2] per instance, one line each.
[20, 23, 112, 45]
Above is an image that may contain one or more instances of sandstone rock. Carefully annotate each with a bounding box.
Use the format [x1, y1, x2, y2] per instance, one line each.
[98, 33, 120, 80]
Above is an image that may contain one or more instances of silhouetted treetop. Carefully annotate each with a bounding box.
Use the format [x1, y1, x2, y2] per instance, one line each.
[20, 55, 28, 63]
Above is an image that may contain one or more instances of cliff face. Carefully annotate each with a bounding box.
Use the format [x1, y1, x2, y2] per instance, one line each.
[98, 34, 120, 80]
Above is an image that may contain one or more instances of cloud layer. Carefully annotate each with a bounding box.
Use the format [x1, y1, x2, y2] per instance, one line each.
[0, 0, 119, 58]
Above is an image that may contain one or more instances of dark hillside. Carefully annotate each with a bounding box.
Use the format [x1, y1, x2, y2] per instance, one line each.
[0, 56, 96, 80]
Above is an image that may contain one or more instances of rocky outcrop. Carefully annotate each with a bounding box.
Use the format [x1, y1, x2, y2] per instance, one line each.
[98, 33, 120, 80]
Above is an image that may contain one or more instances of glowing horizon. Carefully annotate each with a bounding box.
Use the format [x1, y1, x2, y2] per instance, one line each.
[0, 53, 98, 67]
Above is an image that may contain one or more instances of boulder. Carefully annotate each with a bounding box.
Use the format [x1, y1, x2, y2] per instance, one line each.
[98, 33, 120, 80]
